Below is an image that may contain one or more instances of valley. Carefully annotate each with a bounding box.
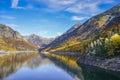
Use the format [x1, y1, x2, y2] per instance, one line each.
[0, 2, 120, 80]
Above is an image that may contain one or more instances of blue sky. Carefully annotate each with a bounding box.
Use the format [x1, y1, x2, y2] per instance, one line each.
[0, 0, 119, 38]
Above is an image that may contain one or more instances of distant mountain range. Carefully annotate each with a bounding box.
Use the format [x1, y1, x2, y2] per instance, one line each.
[24, 34, 54, 48]
[0, 24, 39, 51]
[42, 4, 120, 56]
[0, 24, 53, 51]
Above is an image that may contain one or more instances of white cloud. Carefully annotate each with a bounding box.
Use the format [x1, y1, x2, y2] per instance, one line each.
[39, 0, 77, 6]
[57, 32, 63, 36]
[11, 0, 114, 14]
[35, 0, 108, 15]
[6, 23, 19, 31]
[72, 16, 89, 21]
[11, 0, 39, 10]
[46, 0, 76, 5]
[36, 0, 115, 15]
[66, 0, 101, 15]
[11, 0, 19, 8]
[11, 0, 117, 15]
[25, 4, 35, 10]
[0, 15, 16, 19]
[66, 0, 116, 15]
[37, 0, 78, 11]
[6, 24, 18, 28]
[11, 0, 25, 9]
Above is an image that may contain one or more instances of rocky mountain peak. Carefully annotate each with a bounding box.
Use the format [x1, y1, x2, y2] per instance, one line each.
[24, 34, 54, 48]
[29, 34, 39, 39]
[0, 24, 23, 39]
[66, 22, 82, 34]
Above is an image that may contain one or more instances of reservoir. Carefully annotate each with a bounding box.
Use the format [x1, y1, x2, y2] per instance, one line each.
[0, 53, 119, 80]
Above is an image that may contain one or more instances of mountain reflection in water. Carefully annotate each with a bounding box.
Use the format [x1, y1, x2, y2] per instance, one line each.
[0, 53, 119, 80]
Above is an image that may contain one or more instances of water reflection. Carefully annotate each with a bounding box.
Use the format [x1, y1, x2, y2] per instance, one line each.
[45, 54, 84, 80]
[0, 53, 120, 80]
[79, 64, 120, 80]
[43, 53, 120, 80]
[0, 53, 37, 79]
[2, 54, 78, 80]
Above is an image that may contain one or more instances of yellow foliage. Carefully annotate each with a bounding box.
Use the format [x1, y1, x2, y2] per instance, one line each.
[0, 38, 38, 51]
[0, 38, 16, 51]
[111, 33, 120, 47]
[50, 38, 91, 53]
[0, 53, 37, 66]
[44, 53, 81, 70]
[97, 15, 109, 28]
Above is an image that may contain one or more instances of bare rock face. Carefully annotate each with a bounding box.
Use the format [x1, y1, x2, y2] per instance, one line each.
[77, 55, 120, 72]
[24, 34, 54, 48]
[0, 24, 22, 39]
[0, 24, 38, 51]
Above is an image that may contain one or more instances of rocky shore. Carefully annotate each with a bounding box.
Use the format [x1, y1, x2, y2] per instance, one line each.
[77, 55, 120, 72]
[43, 52, 120, 72]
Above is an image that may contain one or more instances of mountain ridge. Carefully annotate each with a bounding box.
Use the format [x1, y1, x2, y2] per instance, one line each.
[0, 24, 23, 39]
[24, 34, 54, 48]
[42, 4, 120, 56]
[0, 24, 38, 51]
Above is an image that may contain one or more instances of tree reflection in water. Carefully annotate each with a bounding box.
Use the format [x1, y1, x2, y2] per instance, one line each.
[0, 53, 120, 80]
[44, 53, 120, 80]
[0, 53, 38, 79]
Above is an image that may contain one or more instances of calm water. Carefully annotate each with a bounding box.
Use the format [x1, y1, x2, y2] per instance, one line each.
[0, 53, 120, 80]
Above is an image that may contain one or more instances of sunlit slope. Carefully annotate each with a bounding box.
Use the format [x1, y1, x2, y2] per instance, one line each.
[42, 4, 120, 56]
[0, 24, 38, 51]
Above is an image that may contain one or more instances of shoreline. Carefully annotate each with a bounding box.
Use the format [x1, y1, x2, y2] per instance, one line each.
[77, 55, 120, 72]
[39, 52, 120, 72]
[0, 51, 38, 57]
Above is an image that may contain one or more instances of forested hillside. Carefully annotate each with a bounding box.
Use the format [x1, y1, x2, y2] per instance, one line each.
[42, 4, 120, 57]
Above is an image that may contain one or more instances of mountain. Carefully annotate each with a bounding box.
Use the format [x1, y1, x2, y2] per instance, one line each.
[41, 22, 82, 51]
[0, 24, 38, 51]
[0, 24, 22, 39]
[42, 4, 120, 56]
[24, 34, 54, 48]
